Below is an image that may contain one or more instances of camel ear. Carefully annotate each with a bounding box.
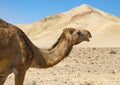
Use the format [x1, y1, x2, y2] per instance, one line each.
[63, 28, 75, 34]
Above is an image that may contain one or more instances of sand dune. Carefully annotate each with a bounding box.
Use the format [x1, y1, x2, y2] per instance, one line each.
[17, 4, 120, 47]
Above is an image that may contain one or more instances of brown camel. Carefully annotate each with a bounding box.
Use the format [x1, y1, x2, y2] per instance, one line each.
[0, 18, 91, 85]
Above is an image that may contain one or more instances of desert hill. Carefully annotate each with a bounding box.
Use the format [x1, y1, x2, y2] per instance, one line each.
[17, 4, 120, 47]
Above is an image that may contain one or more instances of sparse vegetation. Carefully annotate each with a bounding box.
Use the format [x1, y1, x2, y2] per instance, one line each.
[31, 80, 36, 85]
[109, 50, 117, 54]
[81, 81, 94, 85]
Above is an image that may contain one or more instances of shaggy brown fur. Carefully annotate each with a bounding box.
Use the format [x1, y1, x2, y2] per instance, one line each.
[0, 18, 91, 85]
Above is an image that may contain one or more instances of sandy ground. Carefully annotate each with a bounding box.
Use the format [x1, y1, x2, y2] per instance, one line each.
[4, 47, 120, 85]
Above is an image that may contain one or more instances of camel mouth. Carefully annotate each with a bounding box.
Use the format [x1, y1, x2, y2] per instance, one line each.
[84, 34, 92, 42]
[86, 37, 90, 41]
[80, 30, 92, 42]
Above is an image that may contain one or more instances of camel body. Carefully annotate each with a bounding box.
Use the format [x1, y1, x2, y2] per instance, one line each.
[0, 19, 91, 85]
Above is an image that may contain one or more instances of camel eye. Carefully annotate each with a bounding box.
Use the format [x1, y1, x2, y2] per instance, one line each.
[77, 32, 82, 36]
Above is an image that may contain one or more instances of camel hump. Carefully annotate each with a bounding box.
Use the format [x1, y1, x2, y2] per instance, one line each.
[0, 18, 11, 29]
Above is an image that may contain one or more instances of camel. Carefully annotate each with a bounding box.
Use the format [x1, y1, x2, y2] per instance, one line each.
[0, 18, 91, 85]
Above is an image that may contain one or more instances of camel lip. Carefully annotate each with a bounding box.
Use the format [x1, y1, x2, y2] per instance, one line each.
[85, 38, 90, 42]
[84, 35, 91, 42]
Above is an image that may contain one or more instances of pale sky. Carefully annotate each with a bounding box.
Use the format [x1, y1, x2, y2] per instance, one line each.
[0, 0, 120, 24]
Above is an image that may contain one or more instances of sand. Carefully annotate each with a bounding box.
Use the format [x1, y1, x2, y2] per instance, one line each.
[17, 4, 120, 47]
[4, 47, 120, 85]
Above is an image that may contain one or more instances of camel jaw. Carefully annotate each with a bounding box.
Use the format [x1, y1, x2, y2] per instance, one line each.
[85, 37, 90, 42]
[84, 34, 92, 42]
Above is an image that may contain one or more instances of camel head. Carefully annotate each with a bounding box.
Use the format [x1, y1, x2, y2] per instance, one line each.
[63, 28, 92, 45]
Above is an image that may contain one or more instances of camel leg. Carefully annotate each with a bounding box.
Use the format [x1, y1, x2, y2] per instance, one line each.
[0, 76, 7, 85]
[14, 69, 26, 85]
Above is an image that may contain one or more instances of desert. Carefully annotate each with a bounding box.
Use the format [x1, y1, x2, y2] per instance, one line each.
[2, 4, 120, 85]
[4, 47, 120, 85]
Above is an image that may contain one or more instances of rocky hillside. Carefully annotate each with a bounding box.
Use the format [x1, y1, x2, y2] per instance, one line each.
[17, 4, 120, 47]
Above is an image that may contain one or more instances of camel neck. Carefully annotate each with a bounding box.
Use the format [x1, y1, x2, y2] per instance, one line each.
[44, 37, 73, 67]
[31, 37, 73, 68]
